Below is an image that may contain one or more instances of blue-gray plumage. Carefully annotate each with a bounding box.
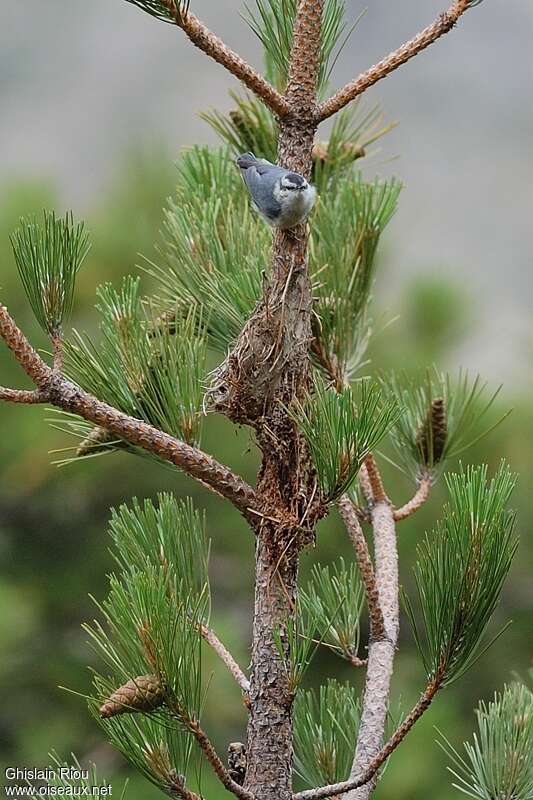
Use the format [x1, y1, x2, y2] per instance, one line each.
[236, 152, 316, 230]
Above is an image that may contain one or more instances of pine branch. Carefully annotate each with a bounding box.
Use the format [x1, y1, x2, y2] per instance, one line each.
[292, 465, 518, 800]
[292, 674, 442, 800]
[363, 453, 386, 503]
[0, 387, 44, 404]
[338, 496, 385, 642]
[344, 489, 399, 800]
[144, 0, 289, 117]
[185, 716, 255, 800]
[169, 782, 201, 800]
[199, 623, 251, 697]
[393, 475, 432, 522]
[317, 0, 482, 122]
[0, 302, 258, 517]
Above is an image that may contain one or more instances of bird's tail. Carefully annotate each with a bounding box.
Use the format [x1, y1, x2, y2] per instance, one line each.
[236, 152, 257, 170]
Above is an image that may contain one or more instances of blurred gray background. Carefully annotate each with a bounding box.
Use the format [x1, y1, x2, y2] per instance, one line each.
[1, 1, 532, 383]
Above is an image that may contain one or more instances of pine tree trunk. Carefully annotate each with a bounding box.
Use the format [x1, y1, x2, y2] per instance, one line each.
[244, 530, 299, 800]
[233, 5, 325, 797]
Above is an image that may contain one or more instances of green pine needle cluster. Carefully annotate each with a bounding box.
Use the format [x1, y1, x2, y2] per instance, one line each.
[311, 106, 395, 193]
[300, 558, 364, 664]
[405, 463, 518, 687]
[109, 494, 210, 599]
[63, 276, 207, 449]
[274, 599, 328, 694]
[244, 0, 360, 94]
[293, 680, 360, 788]
[203, 94, 392, 194]
[201, 92, 279, 165]
[311, 175, 401, 384]
[383, 369, 510, 479]
[438, 682, 533, 800]
[291, 379, 401, 503]
[146, 147, 268, 354]
[86, 495, 209, 793]
[123, 0, 189, 22]
[10, 211, 90, 335]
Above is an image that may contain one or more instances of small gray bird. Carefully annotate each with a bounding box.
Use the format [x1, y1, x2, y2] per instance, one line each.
[236, 152, 316, 230]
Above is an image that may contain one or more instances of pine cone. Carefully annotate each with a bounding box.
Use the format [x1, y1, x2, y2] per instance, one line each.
[99, 674, 165, 719]
[416, 397, 448, 465]
[227, 742, 247, 786]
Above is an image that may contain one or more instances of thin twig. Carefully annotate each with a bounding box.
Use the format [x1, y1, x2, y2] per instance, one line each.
[0, 387, 44, 404]
[394, 475, 432, 521]
[199, 623, 251, 697]
[162, 1, 289, 118]
[187, 716, 256, 800]
[347, 653, 368, 668]
[167, 778, 201, 800]
[292, 674, 443, 800]
[0, 302, 258, 517]
[51, 329, 63, 373]
[358, 463, 374, 505]
[317, 0, 473, 122]
[363, 454, 387, 503]
[338, 495, 385, 642]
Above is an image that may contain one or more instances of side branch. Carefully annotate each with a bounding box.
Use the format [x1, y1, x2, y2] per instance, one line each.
[199, 623, 251, 697]
[394, 476, 432, 521]
[164, 2, 289, 118]
[168, 779, 201, 800]
[338, 495, 385, 641]
[345, 460, 399, 800]
[187, 717, 255, 800]
[0, 387, 44, 404]
[0, 303, 258, 517]
[292, 675, 442, 800]
[317, 0, 473, 122]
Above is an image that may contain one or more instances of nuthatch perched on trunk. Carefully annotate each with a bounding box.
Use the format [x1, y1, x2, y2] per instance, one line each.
[236, 152, 316, 230]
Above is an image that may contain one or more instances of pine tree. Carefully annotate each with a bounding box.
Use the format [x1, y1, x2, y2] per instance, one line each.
[1, 2, 530, 800]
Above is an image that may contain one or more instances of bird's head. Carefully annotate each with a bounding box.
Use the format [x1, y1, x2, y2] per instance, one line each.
[279, 173, 308, 193]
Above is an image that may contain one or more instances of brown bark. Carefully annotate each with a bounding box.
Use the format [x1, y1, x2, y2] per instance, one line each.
[239, 4, 326, 799]
[394, 476, 432, 521]
[244, 532, 299, 800]
[187, 717, 255, 800]
[338, 495, 385, 641]
[0, 387, 44, 404]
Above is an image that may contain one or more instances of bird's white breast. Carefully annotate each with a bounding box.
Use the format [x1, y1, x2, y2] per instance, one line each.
[275, 184, 316, 229]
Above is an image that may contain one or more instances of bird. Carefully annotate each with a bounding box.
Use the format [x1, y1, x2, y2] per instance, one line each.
[236, 152, 316, 230]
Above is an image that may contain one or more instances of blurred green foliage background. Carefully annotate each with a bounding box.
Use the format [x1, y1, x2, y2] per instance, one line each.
[0, 147, 531, 800]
